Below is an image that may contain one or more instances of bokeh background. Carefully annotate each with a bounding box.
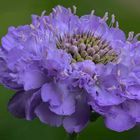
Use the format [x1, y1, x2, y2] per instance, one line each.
[0, 0, 140, 140]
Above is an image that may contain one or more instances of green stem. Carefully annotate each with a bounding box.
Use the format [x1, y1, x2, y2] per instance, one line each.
[65, 133, 78, 140]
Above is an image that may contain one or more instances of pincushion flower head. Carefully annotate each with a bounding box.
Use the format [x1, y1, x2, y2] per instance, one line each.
[0, 5, 140, 138]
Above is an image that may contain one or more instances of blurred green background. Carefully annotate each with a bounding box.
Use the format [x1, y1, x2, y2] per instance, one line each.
[0, 0, 140, 140]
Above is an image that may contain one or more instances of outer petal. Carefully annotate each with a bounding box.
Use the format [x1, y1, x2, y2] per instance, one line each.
[123, 100, 140, 122]
[41, 82, 75, 115]
[25, 90, 42, 120]
[126, 85, 140, 100]
[104, 106, 136, 132]
[1, 26, 31, 51]
[89, 100, 110, 116]
[19, 62, 46, 91]
[63, 94, 90, 133]
[0, 51, 22, 89]
[49, 94, 75, 116]
[8, 90, 41, 120]
[41, 82, 63, 105]
[0, 58, 12, 84]
[87, 86, 125, 106]
[0, 74, 22, 90]
[35, 103, 62, 127]
[8, 91, 27, 118]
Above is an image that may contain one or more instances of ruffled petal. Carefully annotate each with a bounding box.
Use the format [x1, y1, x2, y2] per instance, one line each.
[41, 82, 75, 115]
[1, 26, 31, 51]
[87, 86, 125, 106]
[35, 102, 62, 127]
[8, 90, 41, 120]
[126, 85, 140, 100]
[19, 62, 46, 91]
[123, 100, 140, 122]
[104, 106, 136, 132]
[74, 60, 96, 76]
[63, 95, 90, 133]
[8, 91, 27, 118]
[25, 90, 42, 120]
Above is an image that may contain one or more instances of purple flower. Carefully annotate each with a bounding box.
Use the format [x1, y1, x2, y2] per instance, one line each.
[1, 5, 140, 133]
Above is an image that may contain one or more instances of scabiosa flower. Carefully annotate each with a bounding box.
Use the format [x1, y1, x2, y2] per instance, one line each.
[0, 5, 140, 136]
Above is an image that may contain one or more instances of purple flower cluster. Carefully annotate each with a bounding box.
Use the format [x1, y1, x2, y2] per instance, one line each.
[0, 6, 140, 133]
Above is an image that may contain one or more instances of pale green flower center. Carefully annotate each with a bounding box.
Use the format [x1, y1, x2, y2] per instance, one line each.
[57, 33, 117, 64]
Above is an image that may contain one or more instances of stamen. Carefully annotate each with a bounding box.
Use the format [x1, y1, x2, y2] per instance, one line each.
[56, 33, 118, 64]
[53, 8, 57, 13]
[30, 24, 36, 30]
[41, 10, 46, 17]
[117, 69, 121, 76]
[116, 21, 119, 28]
[108, 85, 116, 91]
[58, 5, 62, 12]
[111, 14, 115, 24]
[109, 14, 115, 27]
[127, 32, 134, 42]
[43, 18, 47, 25]
[102, 12, 108, 21]
[134, 33, 140, 41]
[73, 5, 77, 14]
[91, 10, 95, 16]
[68, 7, 72, 13]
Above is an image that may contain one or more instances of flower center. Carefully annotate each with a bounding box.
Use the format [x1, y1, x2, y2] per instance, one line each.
[57, 33, 118, 64]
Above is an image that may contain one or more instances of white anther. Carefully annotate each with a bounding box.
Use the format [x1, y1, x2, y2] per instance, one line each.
[37, 22, 40, 28]
[58, 5, 62, 12]
[53, 8, 56, 13]
[117, 69, 121, 76]
[30, 24, 36, 30]
[102, 12, 108, 21]
[134, 33, 140, 41]
[91, 10, 95, 16]
[41, 10, 46, 17]
[108, 85, 116, 91]
[68, 7, 72, 13]
[127, 31, 134, 41]
[73, 5, 77, 14]
[109, 14, 115, 27]
[111, 14, 115, 24]
[43, 18, 47, 25]
[116, 21, 119, 28]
